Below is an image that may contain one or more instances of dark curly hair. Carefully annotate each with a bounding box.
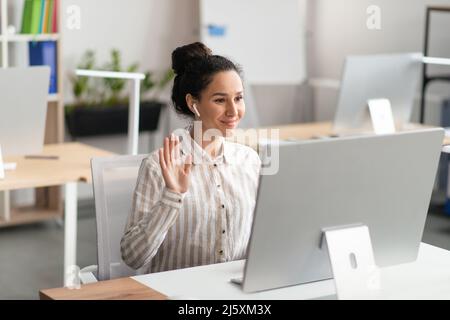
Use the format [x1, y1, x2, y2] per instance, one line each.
[171, 42, 242, 118]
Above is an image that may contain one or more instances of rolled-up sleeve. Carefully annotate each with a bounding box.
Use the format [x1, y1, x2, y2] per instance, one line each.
[120, 158, 185, 269]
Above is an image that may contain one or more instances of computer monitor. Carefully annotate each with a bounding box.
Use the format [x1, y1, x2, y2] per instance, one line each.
[333, 52, 422, 134]
[242, 128, 443, 293]
[0, 66, 50, 156]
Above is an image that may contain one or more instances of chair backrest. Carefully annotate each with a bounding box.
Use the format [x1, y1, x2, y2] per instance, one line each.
[91, 154, 147, 281]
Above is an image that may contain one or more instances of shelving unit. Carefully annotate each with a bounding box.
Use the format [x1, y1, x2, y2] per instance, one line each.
[420, 6, 450, 124]
[0, 0, 64, 227]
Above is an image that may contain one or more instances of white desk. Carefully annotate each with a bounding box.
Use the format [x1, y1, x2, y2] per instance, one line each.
[132, 243, 450, 300]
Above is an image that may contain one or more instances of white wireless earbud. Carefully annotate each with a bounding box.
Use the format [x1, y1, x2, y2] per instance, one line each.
[192, 103, 201, 118]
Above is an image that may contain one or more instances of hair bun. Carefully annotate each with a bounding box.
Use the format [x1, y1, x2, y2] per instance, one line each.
[172, 42, 212, 75]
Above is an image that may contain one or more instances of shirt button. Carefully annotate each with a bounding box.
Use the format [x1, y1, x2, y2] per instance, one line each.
[217, 184, 220, 188]
[221, 204, 225, 208]
[219, 250, 223, 255]
[178, 199, 182, 203]
[213, 164, 217, 167]
[222, 230, 226, 234]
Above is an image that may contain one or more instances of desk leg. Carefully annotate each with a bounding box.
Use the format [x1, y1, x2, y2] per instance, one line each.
[64, 182, 78, 286]
[0, 191, 10, 221]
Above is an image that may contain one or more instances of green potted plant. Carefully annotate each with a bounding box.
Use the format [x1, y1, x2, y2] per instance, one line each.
[65, 49, 174, 138]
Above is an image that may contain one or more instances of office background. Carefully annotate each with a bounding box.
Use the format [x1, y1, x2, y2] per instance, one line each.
[65, 0, 450, 201]
[61, 0, 450, 153]
[1, 0, 450, 299]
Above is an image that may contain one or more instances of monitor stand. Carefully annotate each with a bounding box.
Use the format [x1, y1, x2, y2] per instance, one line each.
[321, 224, 381, 299]
[0, 146, 17, 224]
[367, 98, 396, 135]
[230, 224, 382, 298]
[0, 150, 17, 181]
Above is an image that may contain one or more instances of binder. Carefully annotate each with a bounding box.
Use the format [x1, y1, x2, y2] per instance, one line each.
[30, 0, 42, 34]
[21, 0, 33, 33]
[42, 0, 49, 33]
[52, 0, 58, 33]
[38, 0, 46, 33]
[29, 41, 58, 93]
[46, 0, 54, 33]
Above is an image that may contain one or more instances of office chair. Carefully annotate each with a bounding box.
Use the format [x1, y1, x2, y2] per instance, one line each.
[80, 154, 147, 283]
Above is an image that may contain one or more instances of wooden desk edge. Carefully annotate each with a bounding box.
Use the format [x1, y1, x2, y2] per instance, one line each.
[39, 277, 167, 300]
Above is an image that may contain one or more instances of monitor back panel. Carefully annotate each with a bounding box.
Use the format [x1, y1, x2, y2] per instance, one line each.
[243, 128, 443, 293]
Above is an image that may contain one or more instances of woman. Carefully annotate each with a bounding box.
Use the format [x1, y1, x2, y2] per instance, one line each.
[120, 42, 261, 273]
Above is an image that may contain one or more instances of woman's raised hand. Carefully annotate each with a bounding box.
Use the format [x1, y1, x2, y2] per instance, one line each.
[159, 135, 192, 194]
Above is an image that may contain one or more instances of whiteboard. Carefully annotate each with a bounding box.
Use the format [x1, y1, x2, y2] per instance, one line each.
[200, 0, 306, 85]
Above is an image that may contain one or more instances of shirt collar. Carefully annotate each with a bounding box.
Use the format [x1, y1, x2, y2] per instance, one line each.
[177, 129, 231, 165]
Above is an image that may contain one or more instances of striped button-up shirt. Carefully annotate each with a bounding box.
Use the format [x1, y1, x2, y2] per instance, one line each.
[120, 130, 261, 273]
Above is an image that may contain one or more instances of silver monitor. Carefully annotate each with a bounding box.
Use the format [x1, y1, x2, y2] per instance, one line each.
[242, 128, 443, 293]
[333, 53, 422, 134]
[0, 66, 50, 156]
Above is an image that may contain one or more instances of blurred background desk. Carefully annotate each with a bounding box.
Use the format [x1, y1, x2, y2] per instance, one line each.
[0, 142, 114, 284]
[260, 121, 450, 145]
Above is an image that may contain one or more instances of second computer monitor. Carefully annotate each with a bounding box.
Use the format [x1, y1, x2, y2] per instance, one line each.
[0, 66, 50, 156]
[333, 52, 422, 134]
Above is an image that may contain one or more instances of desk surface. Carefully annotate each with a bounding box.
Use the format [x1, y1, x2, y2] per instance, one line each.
[132, 243, 450, 300]
[40, 243, 450, 300]
[40, 277, 166, 300]
[0, 142, 115, 190]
